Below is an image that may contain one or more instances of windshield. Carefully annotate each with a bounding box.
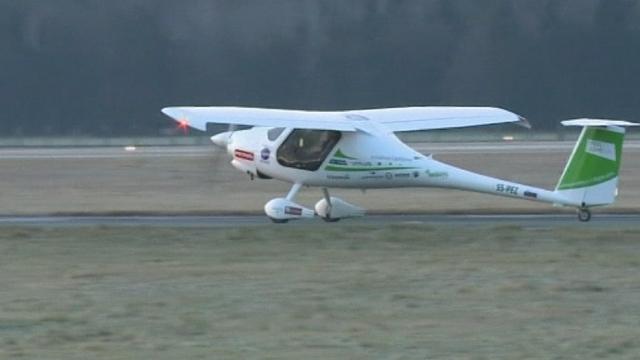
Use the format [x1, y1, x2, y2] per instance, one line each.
[276, 129, 341, 171]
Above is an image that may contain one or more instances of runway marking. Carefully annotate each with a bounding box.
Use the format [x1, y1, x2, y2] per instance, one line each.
[0, 142, 639, 159]
[0, 147, 217, 159]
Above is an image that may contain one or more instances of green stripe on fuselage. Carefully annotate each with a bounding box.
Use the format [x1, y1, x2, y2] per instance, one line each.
[325, 165, 417, 172]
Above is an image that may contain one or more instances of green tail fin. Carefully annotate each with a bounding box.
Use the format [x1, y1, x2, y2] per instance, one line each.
[556, 126, 624, 191]
[553, 118, 640, 207]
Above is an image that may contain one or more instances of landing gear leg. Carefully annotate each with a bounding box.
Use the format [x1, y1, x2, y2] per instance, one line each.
[321, 188, 340, 222]
[286, 182, 303, 201]
[578, 207, 591, 222]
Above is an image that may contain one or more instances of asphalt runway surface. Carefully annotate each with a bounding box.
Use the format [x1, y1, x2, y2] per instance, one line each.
[1, 141, 638, 218]
[0, 214, 638, 228]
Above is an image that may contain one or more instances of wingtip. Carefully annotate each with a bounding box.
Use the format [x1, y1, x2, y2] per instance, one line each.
[517, 116, 532, 129]
[161, 107, 178, 118]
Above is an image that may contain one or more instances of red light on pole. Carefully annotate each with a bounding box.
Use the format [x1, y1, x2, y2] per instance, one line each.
[177, 119, 189, 135]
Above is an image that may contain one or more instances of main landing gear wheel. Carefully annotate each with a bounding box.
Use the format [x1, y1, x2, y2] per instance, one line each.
[321, 215, 341, 223]
[577, 208, 592, 222]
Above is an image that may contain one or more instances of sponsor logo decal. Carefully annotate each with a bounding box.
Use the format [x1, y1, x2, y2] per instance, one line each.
[586, 139, 616, 161]
[327, 174, 350, 180]
[325, 152, 417, 173]
[325, 165, 416, 172]
[372, 155, 413, 162]
[260, 147, 271, 161]
[234, 149, 254, 161]
[351, 161, 373, 167]
[425, 170, 448, 178]
[284, 206, 302, 216]
[362, 175, 384, 180]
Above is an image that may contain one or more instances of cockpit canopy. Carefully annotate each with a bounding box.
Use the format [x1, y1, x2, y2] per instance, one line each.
[277, 129, 341, 171]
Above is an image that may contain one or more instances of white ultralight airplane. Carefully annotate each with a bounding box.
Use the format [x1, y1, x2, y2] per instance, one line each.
[162, 106, 638, 223]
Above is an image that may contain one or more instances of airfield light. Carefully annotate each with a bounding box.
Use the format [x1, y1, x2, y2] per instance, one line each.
[177, 119, 189, 135]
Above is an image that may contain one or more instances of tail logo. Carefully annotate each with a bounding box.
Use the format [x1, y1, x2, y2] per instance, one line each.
[586, 139, 616, 161]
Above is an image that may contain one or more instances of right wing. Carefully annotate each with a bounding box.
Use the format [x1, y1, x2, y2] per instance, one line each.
[162, 106, 527, 133]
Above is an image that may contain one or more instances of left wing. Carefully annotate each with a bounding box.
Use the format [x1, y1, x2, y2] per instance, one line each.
[162, 106, 527, 133]
[348, 107, 529, 132]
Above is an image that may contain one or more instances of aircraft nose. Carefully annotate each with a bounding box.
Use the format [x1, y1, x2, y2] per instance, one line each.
[211, 131, 232, 147]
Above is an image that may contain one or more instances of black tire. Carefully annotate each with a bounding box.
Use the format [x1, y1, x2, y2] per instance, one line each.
[322, 216, 341, 223]
[269, 217, 289, 224]
[578, 208, 591, 222]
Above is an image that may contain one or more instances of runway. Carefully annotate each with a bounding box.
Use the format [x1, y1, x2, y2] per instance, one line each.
[0, 140, 639, 159]
[0, 142, 638, 216]
[0, 214, 638, 228]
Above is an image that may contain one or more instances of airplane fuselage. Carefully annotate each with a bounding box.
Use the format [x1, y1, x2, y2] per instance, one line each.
[223, 126, 569, 206]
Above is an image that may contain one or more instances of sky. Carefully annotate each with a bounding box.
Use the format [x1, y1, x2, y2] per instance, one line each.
[2, 0, 639, 135]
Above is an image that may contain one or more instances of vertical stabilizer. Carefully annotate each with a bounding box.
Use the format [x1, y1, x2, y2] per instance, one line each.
[555, 119, 638, 207]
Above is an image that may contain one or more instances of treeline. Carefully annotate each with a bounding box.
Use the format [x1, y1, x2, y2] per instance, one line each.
[1, 0, 639, 135]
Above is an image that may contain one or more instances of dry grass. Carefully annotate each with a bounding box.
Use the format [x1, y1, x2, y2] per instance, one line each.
[1, 224, 640, 359]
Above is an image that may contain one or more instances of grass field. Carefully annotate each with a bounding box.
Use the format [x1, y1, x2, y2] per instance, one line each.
[2, 224, 640, 359]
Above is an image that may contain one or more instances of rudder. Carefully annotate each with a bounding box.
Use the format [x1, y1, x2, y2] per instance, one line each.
[555, 119, 638, 207]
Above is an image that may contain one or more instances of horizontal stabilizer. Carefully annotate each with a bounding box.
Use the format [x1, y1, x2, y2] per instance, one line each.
[562, 119, 640, 127]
